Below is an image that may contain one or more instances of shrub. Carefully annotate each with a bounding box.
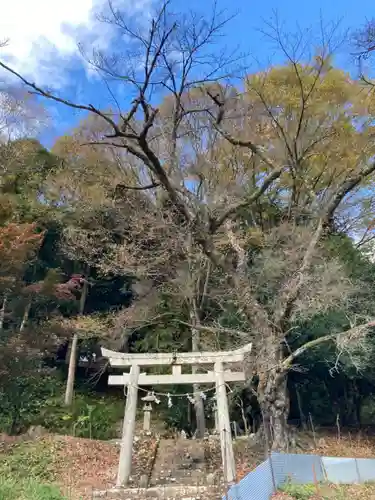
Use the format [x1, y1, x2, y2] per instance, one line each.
[279, 482, 317, 499]
[0, 369, 64, 434]
[39, 392, 124, 440]
[0, 367, 124, 440]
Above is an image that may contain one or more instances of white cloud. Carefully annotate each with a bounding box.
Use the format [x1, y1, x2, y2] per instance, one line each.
[0, 0, 154, 87]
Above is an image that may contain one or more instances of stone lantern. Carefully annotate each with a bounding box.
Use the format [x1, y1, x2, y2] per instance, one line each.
[141, 392, 156, 431]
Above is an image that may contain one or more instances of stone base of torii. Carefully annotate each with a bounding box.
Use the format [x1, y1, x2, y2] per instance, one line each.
[101, 342, 252, 486]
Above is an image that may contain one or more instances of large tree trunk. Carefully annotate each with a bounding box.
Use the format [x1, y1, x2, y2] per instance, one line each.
[64, 273, 89, 406]
[257, 367, 290, 451]
[190, 309, 206, 438]
[192, 377, 206, 438]
[294, 383, 307, 430]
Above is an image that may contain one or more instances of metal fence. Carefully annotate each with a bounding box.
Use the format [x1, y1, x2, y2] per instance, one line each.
[225, 452, 375, 500]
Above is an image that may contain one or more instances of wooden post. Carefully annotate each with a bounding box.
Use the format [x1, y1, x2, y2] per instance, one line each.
[117, 364, 140, 487]
[64, 333, 78, 406]
[0, 294, 7, 331]
[214, 361, 236, 484]
[64, 275, 89, 406]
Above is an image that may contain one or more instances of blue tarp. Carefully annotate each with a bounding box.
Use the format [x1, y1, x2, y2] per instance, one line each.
[226, 459, 275, 500]
[224, 452, 375, 500]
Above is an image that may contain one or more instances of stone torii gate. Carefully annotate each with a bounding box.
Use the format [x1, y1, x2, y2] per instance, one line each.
[101, 342, 252, 487]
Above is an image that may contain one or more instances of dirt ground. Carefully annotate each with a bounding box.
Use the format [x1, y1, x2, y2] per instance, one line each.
[0, 433, 157, 500]
[3, 428, 375, 499]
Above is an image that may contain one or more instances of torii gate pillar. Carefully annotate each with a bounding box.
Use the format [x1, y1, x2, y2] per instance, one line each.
[116, 364, 140, 487]
[215, 361, 236, 483]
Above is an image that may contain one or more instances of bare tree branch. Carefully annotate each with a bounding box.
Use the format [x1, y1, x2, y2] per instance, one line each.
[115, 181, 160, 191]
[282, 320, 375, 368]
[175, 319, 250, 338]
[275, 161, 375, 330]
[326, 161, 375, 224]
[0, 62, 123, 136]
[210, 165, 285, 231]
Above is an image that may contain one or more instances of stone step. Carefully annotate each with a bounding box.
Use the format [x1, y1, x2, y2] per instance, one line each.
[150, 439, 209, 486]
[93, 484, 224, 499]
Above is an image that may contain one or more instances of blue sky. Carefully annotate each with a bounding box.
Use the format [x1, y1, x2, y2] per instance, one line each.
[0, 0, 373, 147]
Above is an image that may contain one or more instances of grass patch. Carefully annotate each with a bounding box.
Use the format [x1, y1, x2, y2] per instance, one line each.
[0, 477, 67, 500]
[279, 482, 317, 499]
[0, 439, 60, 482]
[0, 439, 67, 499]
[277, 481, 375, 499]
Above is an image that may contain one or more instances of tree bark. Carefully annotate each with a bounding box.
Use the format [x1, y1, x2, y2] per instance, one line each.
[64, 272, 89, 406]
[257, 367, 290, 451]
[190, 309, 206, 438]
[192, 379, 206, 437]
[295, 383, 307, 430]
